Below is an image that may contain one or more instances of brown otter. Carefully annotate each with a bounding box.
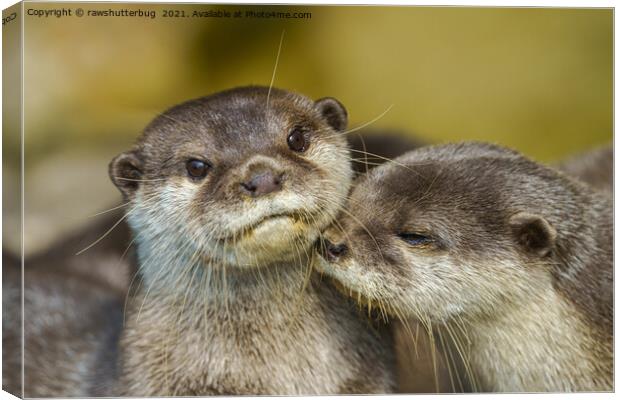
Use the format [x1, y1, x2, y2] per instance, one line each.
[9, 112, 610, 395]
[2, 213, 133, 397]
[2, 117, 424, 398]
[6, 135, 610, 395]
[2, 251, 123, 397]
[108, 86, 395, 395]
[315, 142, 612, 392]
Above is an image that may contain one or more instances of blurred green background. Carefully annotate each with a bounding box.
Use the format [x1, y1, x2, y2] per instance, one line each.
[3, 4, 613, 254]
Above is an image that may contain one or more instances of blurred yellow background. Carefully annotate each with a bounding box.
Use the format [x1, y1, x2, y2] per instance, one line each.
[3, 4, 613, 254]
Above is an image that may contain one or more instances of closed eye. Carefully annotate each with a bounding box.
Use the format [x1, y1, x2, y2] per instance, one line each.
[398, 233, 433, 246]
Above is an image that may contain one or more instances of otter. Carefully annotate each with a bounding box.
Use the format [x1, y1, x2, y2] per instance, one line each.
[2, 251, 123, 397]
[315, 142, 612, 392]
[2, 209, 133, 397]
[555, 145, 612, 194]
[2, 120, 423, 397]
[108, 86, 395, 396]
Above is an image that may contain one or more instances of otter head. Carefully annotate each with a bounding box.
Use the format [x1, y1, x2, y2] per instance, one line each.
[315, 142, 567, 322]
[110, 86, 351, 271]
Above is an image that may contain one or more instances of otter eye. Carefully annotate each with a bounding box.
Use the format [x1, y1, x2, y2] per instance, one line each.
[287, 127, 308, 152]
[186, 159, 209, 179]
[398, 233, 433, 246]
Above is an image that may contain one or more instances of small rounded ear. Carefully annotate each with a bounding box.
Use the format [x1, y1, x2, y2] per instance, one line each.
[109, 150, 144, 199]
[315, 97, 348, 132]
[509, 212, 557, 257]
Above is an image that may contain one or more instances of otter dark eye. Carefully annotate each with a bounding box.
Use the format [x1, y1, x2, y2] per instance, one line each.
[398, 233, 433, 246]
[186, 159, 209, 179]
[287, 127, 308, 152]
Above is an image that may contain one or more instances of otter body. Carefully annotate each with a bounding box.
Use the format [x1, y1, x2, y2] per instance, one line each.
[3, 259, 123, 397]
[120, 267, 392, 395]
[316, 142, 612, 392]
[555, 145, 612, 194]
[110, 86, 396, 395]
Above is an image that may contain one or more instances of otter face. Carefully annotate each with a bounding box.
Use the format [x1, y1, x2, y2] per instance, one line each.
[315, 143, 559, 322]
[110, 86, 352, 269]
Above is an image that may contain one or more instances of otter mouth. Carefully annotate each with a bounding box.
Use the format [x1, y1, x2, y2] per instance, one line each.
[215, 211, 310, 243]
[313, 253, 364, 300]
[314, 252, 386, 313]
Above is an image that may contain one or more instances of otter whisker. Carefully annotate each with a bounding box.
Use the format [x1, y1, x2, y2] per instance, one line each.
[75, 212, 130, 256]
[424, 320, 440, 393]
[135, 229, 196, 323]
[316, 195, 386, 265]
[176, 251, 202, 329]
[266, 29, 285, 110]
[436, 326, 456, 393]
[113, 177, 168, 182]
[355, 132, 370, 175]
[87, 202, 131, 218]
[320, 104, 394, 139]
[119, 236, 139, 325]
[440, 325, 466, 393]
[348, 149, 425, 177]
[311, 185, 378, 220]
[444, 320, 478, 392]
[290, 215, 321, 320]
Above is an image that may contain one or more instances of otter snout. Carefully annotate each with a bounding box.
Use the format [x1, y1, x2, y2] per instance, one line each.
[241, 171, 283, 197]
[238, 155, 285, 197]
[318, 238, 348, 262]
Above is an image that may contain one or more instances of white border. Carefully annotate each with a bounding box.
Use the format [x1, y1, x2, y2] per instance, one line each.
[0, 2, 615, 400]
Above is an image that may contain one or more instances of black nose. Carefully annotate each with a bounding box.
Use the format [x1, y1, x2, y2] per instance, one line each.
[241, 171, 283, 197]
[319, 239, 348, 262]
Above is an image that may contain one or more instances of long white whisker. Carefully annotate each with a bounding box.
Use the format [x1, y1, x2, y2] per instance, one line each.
[75, 213, 129, 255]
[87, 202, 130, 218]
[341, 104, 394, 136]
[266, 29, 285, 109]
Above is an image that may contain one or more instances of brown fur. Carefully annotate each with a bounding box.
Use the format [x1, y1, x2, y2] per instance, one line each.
[3, 257, 123, 397]
[316, 142, 613, 392]
[118, 270, 394, 395]
[9, 134, 610, 395]
[110, 86, 396, 395]
[555, 145, 612, 194]
[1, 119, 422, 397]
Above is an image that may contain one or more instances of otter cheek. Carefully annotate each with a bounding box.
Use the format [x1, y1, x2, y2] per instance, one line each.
[330, 258, 355, 275]
[307, 142, 352, 201]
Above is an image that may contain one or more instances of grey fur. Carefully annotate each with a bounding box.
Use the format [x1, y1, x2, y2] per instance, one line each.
[110, 86, 396, 395]
[555, 144, 612, 194]
[316, 142, 612, 392]
[3, 260, 123, 397]
[2, 112, 423, 397]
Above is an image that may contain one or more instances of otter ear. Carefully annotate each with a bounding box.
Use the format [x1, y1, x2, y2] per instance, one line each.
[109, 150, 144, 198]
[509, 212, 557, 257]
[315, 97, 348, 132]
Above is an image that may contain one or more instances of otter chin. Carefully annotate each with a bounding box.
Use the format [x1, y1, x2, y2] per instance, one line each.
[111, 86, 396, 396]
[223, 215, 318, 267]
[315, 142, 612, 392]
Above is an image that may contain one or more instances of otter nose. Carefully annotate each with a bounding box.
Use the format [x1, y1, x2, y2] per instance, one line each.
[318, 238, 348, 262]
[240, 171, 283, 197]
